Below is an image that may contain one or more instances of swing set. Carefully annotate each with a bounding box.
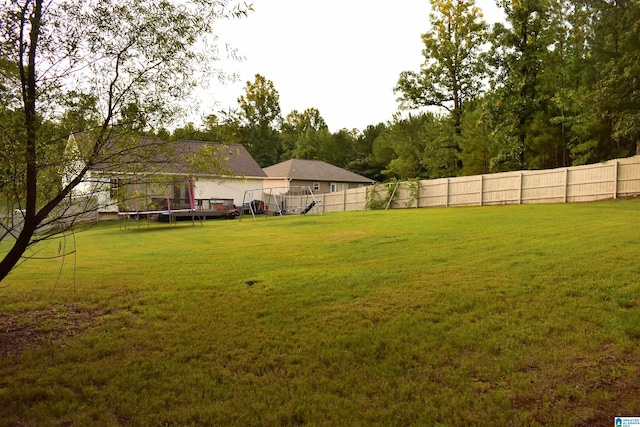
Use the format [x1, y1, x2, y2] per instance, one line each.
[240, 186, 322, 221]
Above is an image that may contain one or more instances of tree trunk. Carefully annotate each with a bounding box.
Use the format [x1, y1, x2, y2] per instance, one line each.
[0, 0, 43, 281]
[0, 225, 37, 282]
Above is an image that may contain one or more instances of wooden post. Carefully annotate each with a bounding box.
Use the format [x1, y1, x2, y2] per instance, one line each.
[613, 160, 619, 199]
[518, 172, 523, 204]
[479, 175, 484, 206]
[445, 178, 450, 207]
[564, 167, 569, 203]
[343, 188, 347, 211]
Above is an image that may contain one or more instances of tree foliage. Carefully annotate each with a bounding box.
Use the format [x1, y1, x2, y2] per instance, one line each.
[235, 74, 283, 167]
[163, 0, 640, 188]
[395, 0, 488, 130]
[0, 0, 249, 282]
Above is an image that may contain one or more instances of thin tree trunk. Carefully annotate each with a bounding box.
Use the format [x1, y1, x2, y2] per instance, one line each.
[0, 0, 42, 282]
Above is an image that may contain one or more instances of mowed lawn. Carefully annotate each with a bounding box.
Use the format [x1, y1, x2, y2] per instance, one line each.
[1, 200, 639, 426]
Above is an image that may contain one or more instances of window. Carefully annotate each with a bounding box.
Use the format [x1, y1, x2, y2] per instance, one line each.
[313, 182, 320, 191]
[330, 183, 349, 193]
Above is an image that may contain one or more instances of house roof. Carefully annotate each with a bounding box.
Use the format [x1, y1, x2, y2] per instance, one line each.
[263, 159, 374, 183]
[176, 140, 266, 177]
[75, 134, 266, 178]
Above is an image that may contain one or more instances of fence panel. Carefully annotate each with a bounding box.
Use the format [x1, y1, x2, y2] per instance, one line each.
[322, 192, 348, 213]
[567, 162, 616, 202]
[308, 156, 640, 213]
[447, 176, 483, 207]
[618, 158, 640, 197]
[344, 187, 368, 211]
[521, 169, 566, 204]
[481, 172, 521, 205]
[418, 179, 448, 208]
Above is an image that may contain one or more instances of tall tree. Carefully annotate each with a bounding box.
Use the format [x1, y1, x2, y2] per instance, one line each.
[395, 0, 488, 131]
[558, 1, 608, 165]
[372, 113, 438, 180]
[281, 107, 328, 160]
[457, 98, 497, 175]
[324, 129, 357, 168]
[0, 0, 249, 282]
[589, 0, 640, 158]
[490, 0, 551, 167]
[347, 123, 387, 182]
[236, 74, 282, 166]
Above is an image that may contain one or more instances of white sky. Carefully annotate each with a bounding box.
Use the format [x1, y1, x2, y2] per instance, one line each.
[197, 0, 504, 132]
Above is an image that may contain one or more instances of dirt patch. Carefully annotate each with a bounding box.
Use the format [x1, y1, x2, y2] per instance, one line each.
[510, 346, 640, 426]
[0, 304, 106, 358]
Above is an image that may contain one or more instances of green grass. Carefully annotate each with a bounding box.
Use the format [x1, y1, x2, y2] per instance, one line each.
[1, 200, 640, 426]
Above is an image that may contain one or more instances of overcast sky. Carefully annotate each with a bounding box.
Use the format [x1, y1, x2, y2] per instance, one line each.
[199, 0, 504, 132]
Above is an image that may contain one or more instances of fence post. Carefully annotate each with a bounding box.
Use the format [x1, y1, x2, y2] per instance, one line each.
[343, 189, 347, 212]
[518, 172, 523, 204]
[479, 175, 484, 206]
[363, 187, 367, 210]
[445, 178, 450, 207]
[564, 168, 569, 203]
[361, 187, 366, 210]
[613, 160, 619, 199]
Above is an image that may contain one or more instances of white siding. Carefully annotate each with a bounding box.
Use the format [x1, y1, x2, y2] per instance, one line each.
[193, 177, 264, 206]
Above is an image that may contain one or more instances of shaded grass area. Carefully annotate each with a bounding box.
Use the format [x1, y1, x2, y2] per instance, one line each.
[1, 200, 639, 425]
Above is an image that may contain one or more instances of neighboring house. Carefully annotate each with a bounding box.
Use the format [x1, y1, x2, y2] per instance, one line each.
[262, 159, 375, 194]
[65, 135, 266, 219]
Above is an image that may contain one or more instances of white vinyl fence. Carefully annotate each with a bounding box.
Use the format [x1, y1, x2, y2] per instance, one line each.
[310, 156, 640, 213]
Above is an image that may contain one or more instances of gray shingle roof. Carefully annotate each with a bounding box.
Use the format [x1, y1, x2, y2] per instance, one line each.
[177, 140, 266, 177]
[263, 159, 374, 183]
[81, 136, 266, 178]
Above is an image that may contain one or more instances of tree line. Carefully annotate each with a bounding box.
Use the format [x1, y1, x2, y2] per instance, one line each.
[165, 0, 640, 181]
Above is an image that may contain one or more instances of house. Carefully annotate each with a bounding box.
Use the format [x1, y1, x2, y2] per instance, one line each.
[262, 159, 375, 194]
[65, 135, 266, 219]
[177, 140, 267, 207]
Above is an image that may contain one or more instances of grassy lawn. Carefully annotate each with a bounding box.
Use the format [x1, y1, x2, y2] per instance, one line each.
[1, 200, 639, 426]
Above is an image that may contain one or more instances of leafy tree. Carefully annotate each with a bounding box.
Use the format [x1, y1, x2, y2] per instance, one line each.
[57, 92, 101, 138]
[292, 127, 333, 162]
[588, 0, 640, 158]
[283, 108, 328, 134]
[457, 99, 497, 175]
[395, 0, 488, 131]
[420, 116, 459, 178]
[154, 127, 171, 141]
[197, 113, 235, 143]
[373, 114, 433, 180]
[280, 108, 357, 168]
[347, 123, 387, 181]
[490, 0, 551, 167]
[556, 1, 609, 165]
[281, 107, 328, 161]
[324, 128, 357, 168]
[172, 122, 201, 140]
[236, 74, 282, 166]
[196, 108, 246, 146]
[0, 0, 249, 282]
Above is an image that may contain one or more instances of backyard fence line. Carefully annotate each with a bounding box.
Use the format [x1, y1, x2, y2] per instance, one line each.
[307, 156, 640, 213]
